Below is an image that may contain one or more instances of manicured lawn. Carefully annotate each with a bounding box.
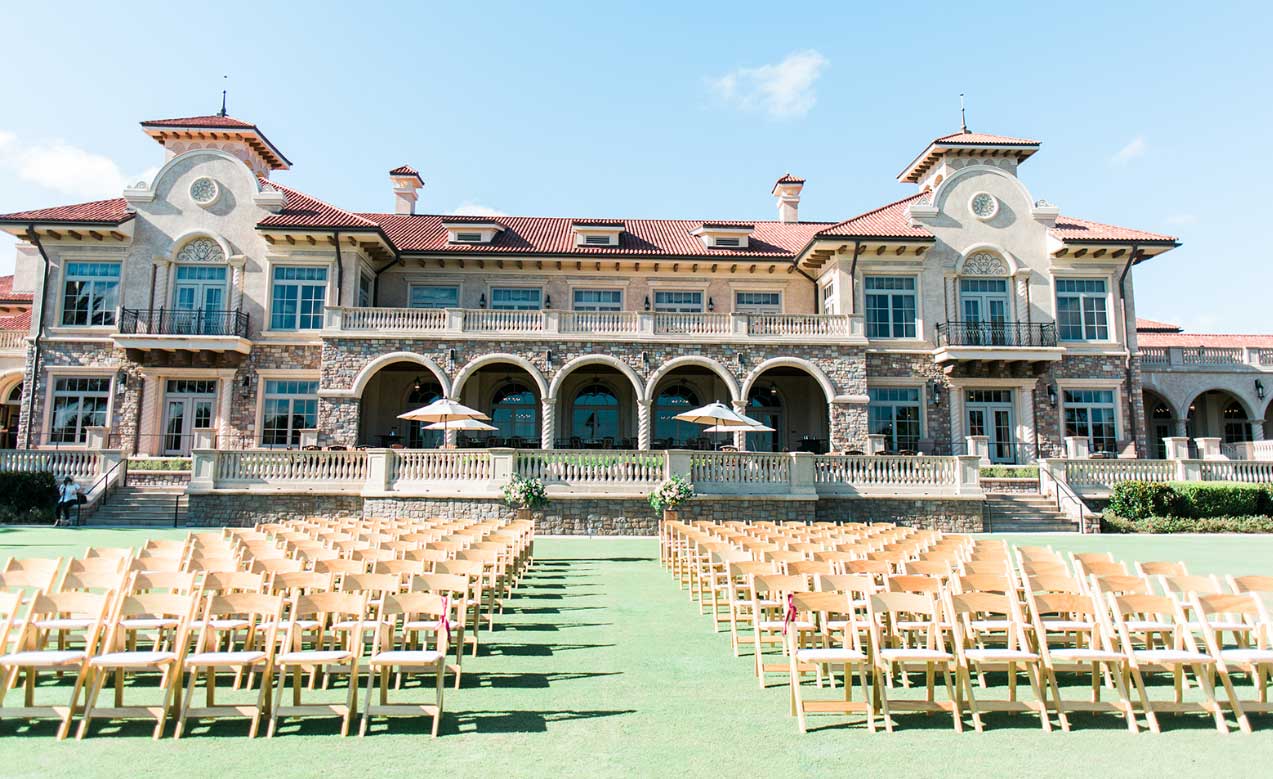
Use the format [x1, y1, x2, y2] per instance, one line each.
[0, 526, 1271, 778]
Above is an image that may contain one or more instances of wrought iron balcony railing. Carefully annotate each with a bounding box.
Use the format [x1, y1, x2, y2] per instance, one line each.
[935, 320, 1058, 348]
[119, 308, 250, 338]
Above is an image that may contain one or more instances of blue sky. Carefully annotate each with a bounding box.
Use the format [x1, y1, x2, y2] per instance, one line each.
[1, 0, 1269, 331]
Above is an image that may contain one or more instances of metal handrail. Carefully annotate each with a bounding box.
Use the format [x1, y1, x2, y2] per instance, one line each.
[1048, 471, 1092, 534]
[78, 457, 127, 526]
[119, 307, 250, 338]
[935, 320, 1058, 348]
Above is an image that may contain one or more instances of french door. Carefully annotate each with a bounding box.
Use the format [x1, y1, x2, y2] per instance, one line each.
[959, 278, 1010, 345]
[162, 379, 217, 455]
[966, 389, 1016, 463]
[173, 266, 228, 334]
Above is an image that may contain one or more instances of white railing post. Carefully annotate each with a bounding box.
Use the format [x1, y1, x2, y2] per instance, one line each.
[666, 450, 692, 482]
[865, 434, 887, 455]
[955, 455, 983, 497]
[489, 448, 517, 489]
[1064, 436, 1090, 459]
[189, 449, 217, 491]
[1195, 437, 1223, 460]
[638, 311, 655, 335]
[364, 449, 392, 493]
[192, 428, 217, 450]
[325, 307, 344, 331]
[730, 313, 749, 336]
[1163, 436, 1190, 461]
[790, 452, 817, 496]
[298, 429, 319, 449]
[966, 435, 990, 465]
[1180, 458, 1203, 481]
[544, 310, 560, 334]
[85, 426, 111, 452]
[446, 308, 465, 333]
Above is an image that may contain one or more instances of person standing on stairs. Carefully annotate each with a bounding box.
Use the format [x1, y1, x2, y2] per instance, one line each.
[55, 476, 81, 526]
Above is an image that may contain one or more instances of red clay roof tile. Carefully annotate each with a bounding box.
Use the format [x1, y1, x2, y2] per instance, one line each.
[257, 179, 380, 231]
[140, 114, 257, 129]
[0, 198, 133, 225]
[0, 276, 32, 303]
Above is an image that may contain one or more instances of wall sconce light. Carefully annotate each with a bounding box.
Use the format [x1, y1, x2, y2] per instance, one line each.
[1047, 383, 1058, 408]
[239, 374, 252, 399]
[927, 378, 942, 405]
[736, 352, 744, 368]
[643, 296, 651, 312]
[448, 348, 457, 369]
[707, 297, 715, 312]
[1257, 379, 1266, 401]
[545, 350, 553, 369]
[641, 350, 649, 367]
[544, 295, 552, 310]
[116, 369, 129, 390]
[478, 293, 487, 309]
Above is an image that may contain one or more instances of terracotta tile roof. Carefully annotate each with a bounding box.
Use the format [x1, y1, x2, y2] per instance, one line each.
[389, 165, 422, 178]
[1138, 331, 1273, 348]
[900, 130, 1042, 182]
[932, 131, 1040, 146]
[817, 193, 934, 239]
[362, 213, 831, 258]
[0, 310, 31, 331]
[0, 276, 32, 303]
[0, 198, 133, 225]
[1136, 317, 1182, 333]
[140, 114, 257, 129]
[775, 173, 805, 184]
[1050, 215, 1176, 243]
[257, 179, 380, 231]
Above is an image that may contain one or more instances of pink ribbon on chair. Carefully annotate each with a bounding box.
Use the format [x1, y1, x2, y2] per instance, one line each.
[782, 593, 797, 635]
[440, 595, 452, 641]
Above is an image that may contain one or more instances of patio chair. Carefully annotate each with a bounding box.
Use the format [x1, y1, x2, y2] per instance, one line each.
[945, 590, 1050, 732]
[360, 593, 450, 737]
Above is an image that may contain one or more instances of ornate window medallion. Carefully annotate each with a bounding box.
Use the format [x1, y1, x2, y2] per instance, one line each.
[189, 176, 220, 207]
[175, 237, 225, 264]
[969, 192, 998, 220]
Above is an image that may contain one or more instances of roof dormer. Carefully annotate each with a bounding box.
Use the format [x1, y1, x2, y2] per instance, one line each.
[571, 220, 624, 247]
[441, 215, 503, 244]
[691, 222, 754, 249]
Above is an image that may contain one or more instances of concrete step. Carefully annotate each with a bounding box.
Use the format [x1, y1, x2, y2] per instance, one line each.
[86, 486, 188, 527]
[985, 494, 1079, 533]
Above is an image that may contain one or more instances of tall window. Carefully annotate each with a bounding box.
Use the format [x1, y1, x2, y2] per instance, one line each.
[1055, 278, 1109, 341]
[1063, 389, 1118, 454]
[746, 387, 783, 453]
[572, 384, 619, 443]
[653, 384, 701, 446]
[358, 273, 373, 308]
[490, 383, 538, 442]
[1223, 401, 1253, 444]
[572, 289, 622, 312]
[270, 266, 328, 330]
[653, 290, 703, 313]
[261, 380, 319, 447]
[61, 262, 120, 326]
[864, 276, 917, 338]
[409, 285, 459, 309]
[49, 377, 110, 444]
[821, 280, 836, 315]
[734, 291, 782, 314]
[490, 288, 541, 311]
[868, 387, 921, 452]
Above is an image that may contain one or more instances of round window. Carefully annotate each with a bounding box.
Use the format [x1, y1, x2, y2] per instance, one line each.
[970, 192, 997, 220]
[189, 176, 220, 206]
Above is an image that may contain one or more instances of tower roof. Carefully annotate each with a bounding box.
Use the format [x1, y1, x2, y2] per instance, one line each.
[898, 130, 1041, 183]
[140, 114, 291, 170]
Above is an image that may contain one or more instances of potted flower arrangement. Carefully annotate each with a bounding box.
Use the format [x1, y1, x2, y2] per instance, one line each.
[649, 473, 695, 523]
[503, 474, 548, 521]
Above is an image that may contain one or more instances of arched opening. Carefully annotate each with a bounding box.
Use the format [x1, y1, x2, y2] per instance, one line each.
[1265, 397, 1272, 441]
[171, 236, 231, 334]
[1185, 389, 1252, 445]
[550, 358, 642, 449]
[1143, 390, 1175, 459]
[456, 361, 543, 448]
[651, 382, 703, 448]
[744, 367, 830, 452]
[0, 380, 20, 449]
[358, 360, 448, 447]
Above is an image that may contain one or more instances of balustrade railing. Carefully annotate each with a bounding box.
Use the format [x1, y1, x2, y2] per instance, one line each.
[1062, 458, 1175, 489]
[652, 312, 731, 336]
[214, 450, 368, 484]
[558, 311, 640, 335]
[341, 307, 447, 332]
[746, 314, 851, 337]
[935, 320, 1058, 348]
[1181, 347, 1243, 366]
[1138, 346, 1170, 366]
[463, 309, 544, 333]
[814, 455, 958, 492]
[391, 449, 492, 482]
[517, 450, 664, 485]
[0, 330, 26, 351]
[690, 452, 791, 485]
[1198, 460, 1273, 484]
[0, 449, 100, 479]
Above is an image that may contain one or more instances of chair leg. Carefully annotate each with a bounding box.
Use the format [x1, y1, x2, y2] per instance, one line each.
[76, 668, 107, 740]
[433, 661, 445, 738]
[174, 666, 200, 739]
[58, 666, 89, 741]
[359, 664, 376, 737]
[1216, 667, 1250, 734]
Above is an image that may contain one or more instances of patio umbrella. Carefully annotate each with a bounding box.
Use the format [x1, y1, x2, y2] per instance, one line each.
[703, 422, 775, 452]
[423, 418, 497, 431]
[398, 398, 490, 448]
[673, 401, 766, 448]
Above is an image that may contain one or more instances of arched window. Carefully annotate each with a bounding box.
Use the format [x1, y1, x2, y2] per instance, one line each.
[746, 385, 783, 452]
[572, 383, 619, 444]
[653, 384, 700, 447]
[491, 382, 538, 443]
[1223, 401, 1252, 443]
[404, 380, 443, 448]
[1149, 400, 1173, 459]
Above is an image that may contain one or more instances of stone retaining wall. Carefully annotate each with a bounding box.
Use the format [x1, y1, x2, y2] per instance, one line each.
[127, 470, 191, 489]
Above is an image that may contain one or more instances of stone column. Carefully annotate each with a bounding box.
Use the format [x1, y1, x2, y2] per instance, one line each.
[1172, 419, 1187, 438]
[540, 397, 555, 449]
[1251, 420, 1265, 442]
[218, 375, 235, 448]
[829, 399, 866, 453]
[317, 397, 359, 448]
[637, 399, 652, 450]
[228, 255, 247, 315]
[152, 257, 171, 312]
[731, 400, 748, 450]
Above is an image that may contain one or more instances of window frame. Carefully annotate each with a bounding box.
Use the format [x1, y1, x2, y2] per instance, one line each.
[258, 377, 320, 448]
[571, 288, 624, 312]
[652, 289, 705, 314]
[489, 287, 543, 311]
[1054, 276, 1112, 342]
[733, 289, 783, 314]
[863, 274, 919, 339]
[867, 386, 924, 452]
[408, 284, 461, 309]
[59, 260, 121, 328]
[266, 263, 331, 332]
[46, 374, 113, 446]
[1061, 387, 1120, 455]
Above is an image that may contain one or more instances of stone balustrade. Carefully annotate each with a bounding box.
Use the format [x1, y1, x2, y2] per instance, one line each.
[189, 447, 981, 499]
[1139, 345, 1273, 370]
[0, 330, 27, 352]
[324, 306, 865, 343]
[0, 448, 103, 480]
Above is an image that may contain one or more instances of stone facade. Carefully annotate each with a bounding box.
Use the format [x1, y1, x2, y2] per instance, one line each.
[187, 492, 363, 527]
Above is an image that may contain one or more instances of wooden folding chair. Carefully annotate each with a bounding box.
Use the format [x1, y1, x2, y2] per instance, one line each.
[1190, 592, 1273, 733]
[752, 574, 813, 687]
[360, 592, 450, 737]
[945, 590, 1050, 732]
[866, 591, 961, 732]
[268, 591, 370, 737]
[785, 591, 873, 733]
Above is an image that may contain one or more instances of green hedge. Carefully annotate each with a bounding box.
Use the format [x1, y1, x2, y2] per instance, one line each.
[1106, 481, 1273, 520]
[980, 465, 1039, 479]
[128, 458, 191, 471]
[0, 471, 58, 524]
[1102, 512, 1273, 534]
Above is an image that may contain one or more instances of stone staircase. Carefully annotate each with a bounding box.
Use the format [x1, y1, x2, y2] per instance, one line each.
[984, 493, 1080, 533]
[85, 487, 187, 527]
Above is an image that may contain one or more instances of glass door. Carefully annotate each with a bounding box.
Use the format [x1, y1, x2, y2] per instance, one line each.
[162, 380, 217, 454]
[959, 279, 1010, 345]
[173, 266, 228, 334]
[966, 389, 1016, 463]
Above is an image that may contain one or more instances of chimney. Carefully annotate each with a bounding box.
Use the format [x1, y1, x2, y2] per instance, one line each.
[771, 173, 805, 223]
[389, 165, 424, 215]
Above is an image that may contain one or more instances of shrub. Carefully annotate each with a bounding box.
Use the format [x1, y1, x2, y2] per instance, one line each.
[502, 475, 548, 511]
[980, 465, 1039, 479]
[649, 474, 695, 514]
[1173, 482, 1265, 518]
[1106, 482, 1183, 520]
[0, 471, 58, 524]
[128, 458, 191, 471]
[1102, 511, 1273, 534]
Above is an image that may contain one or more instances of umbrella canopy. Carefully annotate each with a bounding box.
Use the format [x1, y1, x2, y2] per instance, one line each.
[703, 422, 775, 433]
[673, 401, 765, 428]
[423, 418, 497, 432]
[397, 398, 489, 423]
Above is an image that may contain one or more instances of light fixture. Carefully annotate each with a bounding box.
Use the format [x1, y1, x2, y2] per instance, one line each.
[1046, 383, 1058, 408]
[928, 378, 942, 405]
[240, 374, 252, 399]
[707, 297, 715, 312]
[448, 348, 456, 369]
[643, 296, 651, 312]
[1257, 379, 1266, 401]
[544, 295, 552, 310]
[478, 293, 487, 309]
[641, 350, 649, 367]
[116, 369, 128, 389]
[545, 350, 553, 369]
[736, 352, 744, 368]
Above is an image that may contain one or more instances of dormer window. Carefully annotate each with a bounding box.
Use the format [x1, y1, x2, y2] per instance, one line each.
[692, 222, 753, 249]
[441, 217, 503, 245]
[572, 220, 624, 248]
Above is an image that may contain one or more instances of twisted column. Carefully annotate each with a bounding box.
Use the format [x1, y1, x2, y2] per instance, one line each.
[637, 399, 652, 450]
[540, 396, 555, 449]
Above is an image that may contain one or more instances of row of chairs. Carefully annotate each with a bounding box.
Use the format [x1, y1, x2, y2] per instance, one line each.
[662, 519, 1273, 734]
[0, 515, 535, 739]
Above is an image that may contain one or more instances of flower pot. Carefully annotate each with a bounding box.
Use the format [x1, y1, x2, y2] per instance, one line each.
[515, 508, 533, 521]
[662, 509, 679, 523]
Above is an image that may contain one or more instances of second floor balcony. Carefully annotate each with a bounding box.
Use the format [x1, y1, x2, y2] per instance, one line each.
[323, 306, 867, 344]
[1140, 345, 1273, 372]
[113, 307, 252, 357]
[934, 320, 1062, 364]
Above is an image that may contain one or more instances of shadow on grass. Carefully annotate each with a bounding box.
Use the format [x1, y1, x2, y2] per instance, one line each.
[490, 642, 615, 657]
[469, 671, 623, 689]
[447, 708, 635, 735]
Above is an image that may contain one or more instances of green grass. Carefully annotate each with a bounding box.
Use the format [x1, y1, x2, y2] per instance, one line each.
[0, 527, 1271, 778]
